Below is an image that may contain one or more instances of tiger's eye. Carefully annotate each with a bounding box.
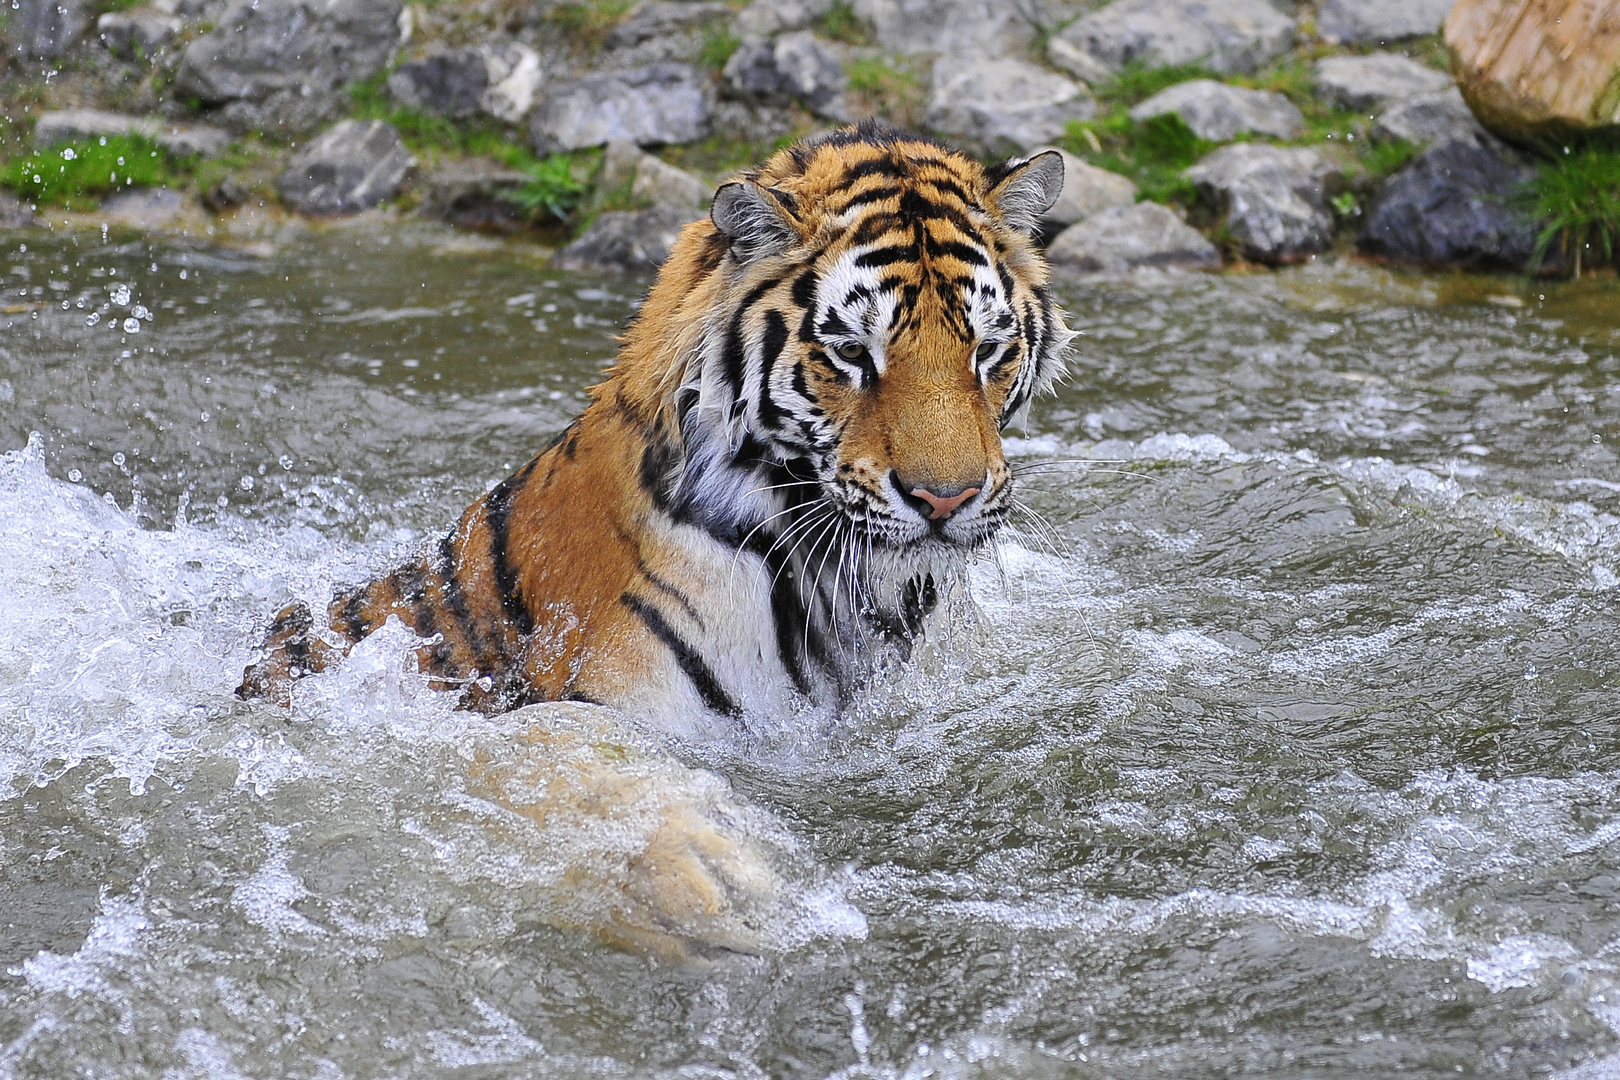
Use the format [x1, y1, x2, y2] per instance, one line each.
[976, 342, 998, 361]
[836, 342, 867, 360]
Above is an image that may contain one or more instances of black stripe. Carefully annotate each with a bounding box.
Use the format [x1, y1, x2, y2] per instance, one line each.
[621, 592, 742, 718]
[924, 236, 988, 265]
[722, 276, 783, 395]
[841, 184, 902, 210]
[337, 589, 369, 641]
[856, 244, 919, 268]
[437, 535, 495, 671]
[636, 558, 704, 627]
[844, 157, 904, 183]
[484, 464, 536, 636]
[791, 266, 819, 309]
[757, 308, 790, 428]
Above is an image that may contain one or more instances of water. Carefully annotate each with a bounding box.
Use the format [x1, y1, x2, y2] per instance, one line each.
[2, 219, 1619, 1078]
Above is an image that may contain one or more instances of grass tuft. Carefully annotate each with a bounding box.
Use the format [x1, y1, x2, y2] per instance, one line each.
[1061, 112, 1213, 206]
[1521, 143, 1620, 279]
[5, 135, 187, 209]
[698, 23, 741, 71]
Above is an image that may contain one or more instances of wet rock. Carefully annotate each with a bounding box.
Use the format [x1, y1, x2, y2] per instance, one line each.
[723, 30, 846, 112]
[203, 176, 249, 211]
[1026, 145, 1137, 230]
[552, 203, 703, 273]
[1051, 0, 1295, 77]
[1447, 0, 1620, 142]
[1317, 0, 1453, 44]
[33, 109, 231, 158]
[175, 0, 403, 135]
[99, 187, 194, 229]
[96, 8, 182, 59]
[734, 0, 834, 37]
[1183, 143, 1339, 264]
[1312, 53, 1453, 113]
[1046, 200, 1220, 273]
[1359, 132, 1540, 270]
[275, 119, 414, 216]
[419, 162, 533, 232]
[0, 192, 39, 229]
[1129, 79, 1303, 141]
[852, 0, 1039, 57]
[1371, 87, 1489, 147]
[925, 58, 1096, 158]
[531, 63, 712, 152]
[387, 39, 542, 124]
[5, 0, 96, 58]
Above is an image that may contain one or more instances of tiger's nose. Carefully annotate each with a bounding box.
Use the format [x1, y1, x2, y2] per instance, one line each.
[893, 472, 981, 520]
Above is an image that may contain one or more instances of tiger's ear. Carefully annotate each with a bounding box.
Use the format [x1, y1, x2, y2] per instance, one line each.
[711, 180, 800, 263]
[985, 150, 1065, 234]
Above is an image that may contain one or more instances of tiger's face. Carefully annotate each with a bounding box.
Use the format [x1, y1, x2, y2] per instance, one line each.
[684, 123, 1071, 564]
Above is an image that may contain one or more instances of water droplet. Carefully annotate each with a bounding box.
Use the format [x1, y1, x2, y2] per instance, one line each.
[215, 495, 229, 508]
[67, 468, 82, 482]
[60, 147, 75, 160]
[133, 305, 150, 320]
[200, 411, 210, 422]
[113, 452, 126, 466]
[85, 311, 100, 326]
[111, 284, 131, 306]
[279, 454, 293, 470]
[123, 317, 141, 334]
[239, 476, 255, 491]
[179, 269, 188, 279]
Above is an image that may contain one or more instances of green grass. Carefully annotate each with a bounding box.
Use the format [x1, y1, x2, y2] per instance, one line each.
[818, 0, 872, 45]
[540, 0, 637, 53]
[1062, 112, 1214, 206]
[5, 135, 187, 209]
[698, 24, 740, 71]
[1092, 61, 1220, 109]
[1521, 144, 1620, 278]
[843, 56, 925, 128]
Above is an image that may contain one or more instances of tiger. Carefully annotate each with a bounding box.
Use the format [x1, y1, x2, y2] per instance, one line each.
[239, 119, 1073, 957]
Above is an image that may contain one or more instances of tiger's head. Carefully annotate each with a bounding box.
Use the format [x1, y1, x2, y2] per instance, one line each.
[663, 122, 1072, 566]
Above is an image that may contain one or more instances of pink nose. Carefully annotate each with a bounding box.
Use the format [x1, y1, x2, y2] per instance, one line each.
[910, 485, 980, 520]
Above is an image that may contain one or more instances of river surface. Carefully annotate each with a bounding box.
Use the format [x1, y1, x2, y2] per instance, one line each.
[2, 217, 1619, 1079]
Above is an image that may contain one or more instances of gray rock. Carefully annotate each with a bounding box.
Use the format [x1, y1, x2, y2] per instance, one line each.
[1312, 53, 1453, 112]
[388, 39, 542, 124]
[203, 176, 249, 211]
[33, 109, 231, 158]
[4, 0, 96, 58]
[531, 63, 713, 151]
[552, 203, 703, 273]
[599, 138, 648, 194]
[1358, 133, 1540, 270]
[1183, 142, 1340, 263]
[275, 119, 414, 215]
[99, 187, 192, 229]
[1046, 200, 1220, 272]
[1129, 78, 1303, 141]
[1026, 145, 1137, 229]
[925, 58, 1096, 158]
[633, 156, 710, 210]
[1053, 0, 1295, 77]
[96, 9, 182, 58]
[419, 161, 534, 232]
[0, 192, 39, 229]
[723, 30, 846, 110]
[1318, 0, 1453, 45]
[734, 0, 834, 37]
[600, 1, 733, 65]
[852, 0, 1039, 57]
[1371, 86, 1489, 147]
[175, 0, 402, 134]
[1047, 37, 1118, 86]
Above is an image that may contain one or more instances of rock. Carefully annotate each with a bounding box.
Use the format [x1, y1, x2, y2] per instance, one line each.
[1318, 0, 1454, 44]
[1312, 53, 1453, 112]
[851, 0, 1039, 57]
[419, 161, 534, 232]
[723, 30, 846, 112]
[1046, 200, 1220, 272]
[531, 63, 713, 152]
[96, 9, 182, 58]
[1129, 79, 1303, 141]
[734, 0, 834, 37]
[175, 0, 403, 134]
[1026, 145, 1136, 230]
[1446, 0, 1620, 142]
[99, 187, 193, 229]
[925, 58, 1096, 158]
[1358, 133, 1540, 270]
[1183, 143, 1339, 263]
[1052, 0, 1295, 77]
[0, 192, 39, 229]
[4, 0, 96, 58]
[599, 138, 648, 194]
[552, 203, 703, 273]
[203, 177, 249, 211]
[274, 119, 414, 216]
[600, 1, 734, 65]
[632, 156, 710, 210]
[1047, 37, 1118, 86]
[387, 39, 542, 124]
[1371, 87, 1489, 146]
[33, 109, 231, 158]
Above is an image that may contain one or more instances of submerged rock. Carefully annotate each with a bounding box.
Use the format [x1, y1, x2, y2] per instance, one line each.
[1051, 0, 1295, 77]
[723, 30, 846, 113]
[1184, 143, 1340, 264]
[96, 8, 183, 59]
[1026, 145, 1137, 231]
[33, 109, 231, 158]
[531, 63, 712, 152]
[1046, 201, 1220, 273]
[1317, 0, 1454, 44]
[552, 203, 703, 273]
[5, 0, 96, 58]
[1447, 0, 1620, 141]
[1359, 133, 1540, 270]
[1129, 79, 1303, 141]
[275, 119, 414, 216]
[175, 0, 403, 134]
[1371, 87, 1490, 147]
[387, 40, 542, 124]
[1313, 53, 1452, 113]
[419, 162, 533, 232]
[925, 57, 1096, 158]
